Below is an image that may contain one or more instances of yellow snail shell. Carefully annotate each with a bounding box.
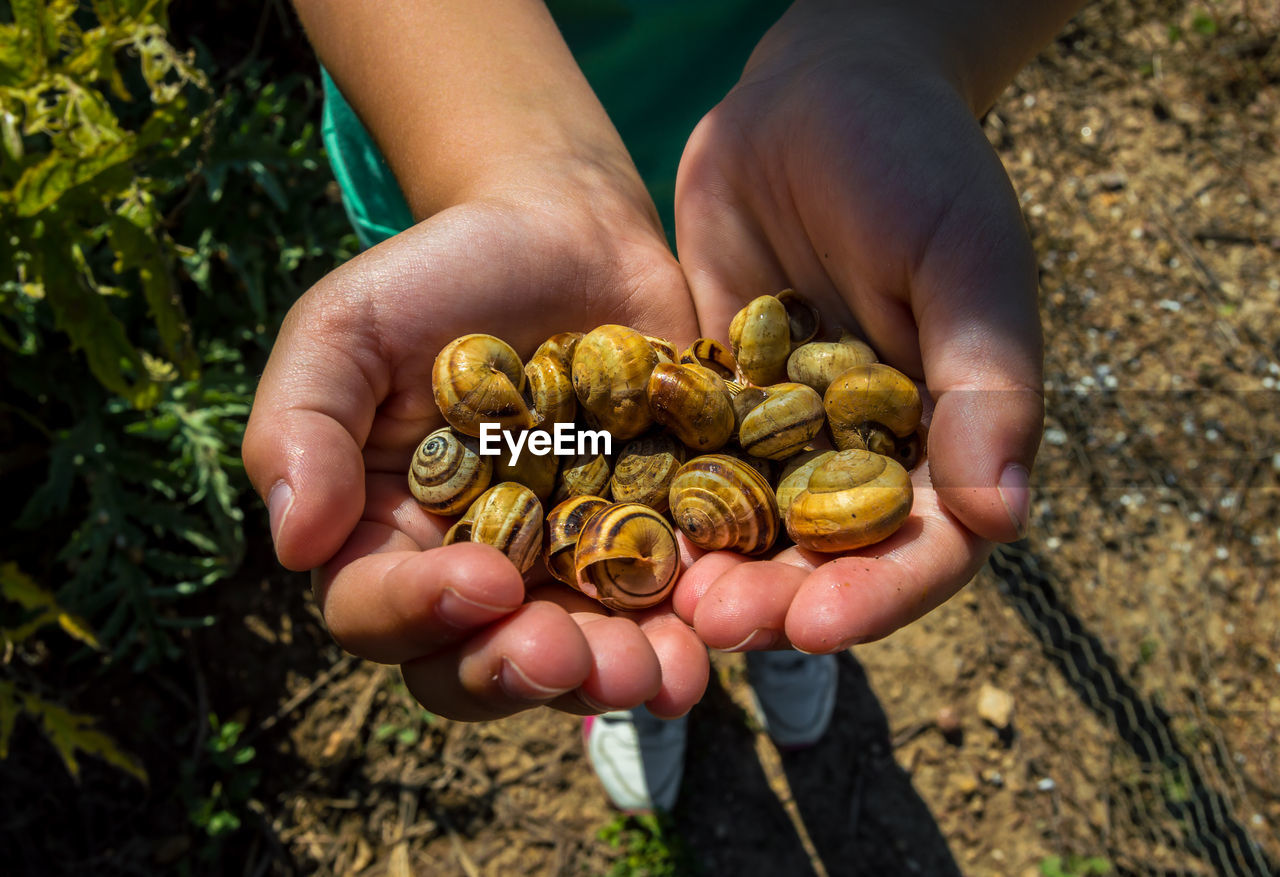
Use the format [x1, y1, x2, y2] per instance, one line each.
[551, 450, 613, 505]
[645, 335, 679, 364]
[823, 363, 923, 452]
[737, 382, 826, 461]
[443, 482, 545, 573]
[787, 336, 878, 395]
[679, 338, 737, 380]
[609, 433, 687, 514]
[667, 454, 779, 556]
[728, 294, 791, 386]
[775, 449, 836, 519]
[574, 502, 680, 610]
[544, 495, 611, 586]
[524, 353, 577, 426]
[785, 449, 913, 552]
[647, 362, 735, 451]
[533, 331, 583, 368]
[432, 334, 535, 437]
[408, 427, 493, 516]
[572, 325, 659, 441]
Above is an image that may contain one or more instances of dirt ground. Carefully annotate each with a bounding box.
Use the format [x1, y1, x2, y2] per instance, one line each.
[5, 1, 1277, 875]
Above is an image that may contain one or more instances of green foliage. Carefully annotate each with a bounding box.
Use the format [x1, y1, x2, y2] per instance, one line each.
[598, 812, 698, 877]
[1039, 854, 1113, 877]
[0, 561, 147, 784]
[181, 713, 261, 847]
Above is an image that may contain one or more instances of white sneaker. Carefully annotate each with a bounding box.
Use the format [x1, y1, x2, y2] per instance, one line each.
[745, 651, 838, 749]
[583, 707, 687, 812]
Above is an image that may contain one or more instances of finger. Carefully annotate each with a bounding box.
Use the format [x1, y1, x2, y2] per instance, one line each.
[243, 291, 386, 571]
[909, 130, 1044, 543]
[400, 600, 593, 722]
[637, 609, 710, 719]
[317, 540, 526, 664]
[559, 614, 664, 713]
[780, 478, 989, 653]
[669, 548, 746, 625]
[689, 560, 809, 652]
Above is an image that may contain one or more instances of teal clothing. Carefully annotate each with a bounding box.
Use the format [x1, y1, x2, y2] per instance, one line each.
[320, 0, 788, 249]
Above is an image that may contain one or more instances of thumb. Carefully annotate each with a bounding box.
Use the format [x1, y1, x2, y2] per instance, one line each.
[243, 299, 382, 571]
[914, 149, 1044, 543]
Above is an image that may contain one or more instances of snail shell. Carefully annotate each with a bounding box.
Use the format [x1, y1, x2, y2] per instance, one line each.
[544, 495, 611, 586]
[443, 482, 545, 573]
[787, 336, 878, 395]
[823, 363, 923, 452]
[785, 449, 913, 552]
[667, 454, 779, 556]
[679, 338, 737, 380]
[572, 325, 659, 441]
[775, 449, 836, 519]
[729, 384, 767, 435]
[408, 427, 494, 516]
[533, 331, 583, 368]
[551, 450, 613, 505]
[647, 362, 735, 451]
[728, 295, 791, 386]
[776, 289, 820, 349]
[493, 431, 560, 504]
[524, 353, 577, 425]
[432, 334, 535, 437]
[575, 502, 680, 610]
[609, 433, 687, 514]
[737, 382, 826, 461]
[646, 335, 679, 364]
[719, 447, 779, 487]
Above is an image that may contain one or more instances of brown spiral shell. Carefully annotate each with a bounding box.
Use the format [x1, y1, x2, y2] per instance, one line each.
[785, 450, 913, 552]
[408, 427, 494, 516]
[667, 454, 779, 556]
[609, 433, 687, 514]
[647, 362, 735, 451]
[432, 334, 536, 436]
[572, 325, 659, 440]
[574, 503, 680, 610]
[544, 495, 611, 586]
[737, 382, 826, 461]
[443, 482, 544, 573]
[679, 338, 737, 380]
[823, 363, 923, 452]
[728, 295, 791, 386]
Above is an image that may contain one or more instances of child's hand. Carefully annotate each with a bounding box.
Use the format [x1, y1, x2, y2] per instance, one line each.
[671, 4, 1046, 653]
[243, 166, 708, 721]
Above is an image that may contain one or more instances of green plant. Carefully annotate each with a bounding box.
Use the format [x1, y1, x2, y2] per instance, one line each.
[181, 712, 261, 845]
[598, 812, 698, 877]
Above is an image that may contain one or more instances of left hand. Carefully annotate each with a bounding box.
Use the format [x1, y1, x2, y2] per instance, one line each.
[669, 4, 1044, 653]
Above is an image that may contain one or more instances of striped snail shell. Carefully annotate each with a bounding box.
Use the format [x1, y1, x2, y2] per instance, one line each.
[647, 362, 735, 451]
[443, 482, 544, 573]
[574, 502, 681, 610]
[432, 334, 536, 437]
[533, 331, 583, 368]
[787, 335, 878, 395]
[737, 382, 826, 461]
[785, 449, 913, 552]
[679, 338, 737, 380]
[645, 335, 679, 364]
[544, 495, 611, 586]
[667, 454, 779, 556]
[823, 363, 923, 453]
[728, 294, 791, 386]
[775, 449, 836, 519]
[408, 427, 494, 516]
[524, 353, 577, 426]
[609, 433, 687, 514]
[776, 289, 820, 349]
[572, 325, 659, 441]
[551, 450, 613, 505]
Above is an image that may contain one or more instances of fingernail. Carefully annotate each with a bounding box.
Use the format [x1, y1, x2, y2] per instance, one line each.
[267, 480, 293, 545]
[997, 464, 1030, 539]
[499, 657, 569, 702]
[719, 628, 779, 653]
[437, 587, 516, 629]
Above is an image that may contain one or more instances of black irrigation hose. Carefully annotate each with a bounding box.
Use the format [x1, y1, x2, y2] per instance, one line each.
[987, 542, 1275, 877]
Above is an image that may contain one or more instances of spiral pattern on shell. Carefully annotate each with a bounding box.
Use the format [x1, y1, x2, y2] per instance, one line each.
[785, 449, 913, 552]
[609, 433, 686, 514]
[443, 482, 545, 573]
[544, 495, 611, 586]
[408, 427, 493, 516]
[574, 503, 680, 610]
[431, 334, 535, 436]
[667, 454, 779, 556]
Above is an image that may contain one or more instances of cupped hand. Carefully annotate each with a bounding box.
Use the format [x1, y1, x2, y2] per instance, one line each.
[672, 6, 1044, 653]
[243, 161, 708, 720]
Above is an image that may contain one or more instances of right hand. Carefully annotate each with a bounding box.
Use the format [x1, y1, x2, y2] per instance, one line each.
[243, 157, 708, 721]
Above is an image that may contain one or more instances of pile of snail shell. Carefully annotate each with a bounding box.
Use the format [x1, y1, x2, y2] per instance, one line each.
[409, 290, 924, 612]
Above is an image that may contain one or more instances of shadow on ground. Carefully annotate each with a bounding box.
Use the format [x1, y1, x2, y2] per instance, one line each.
[676, 652, 961, 876]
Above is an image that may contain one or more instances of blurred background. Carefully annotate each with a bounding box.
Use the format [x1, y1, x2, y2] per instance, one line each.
[1, 1, 1276, 874]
